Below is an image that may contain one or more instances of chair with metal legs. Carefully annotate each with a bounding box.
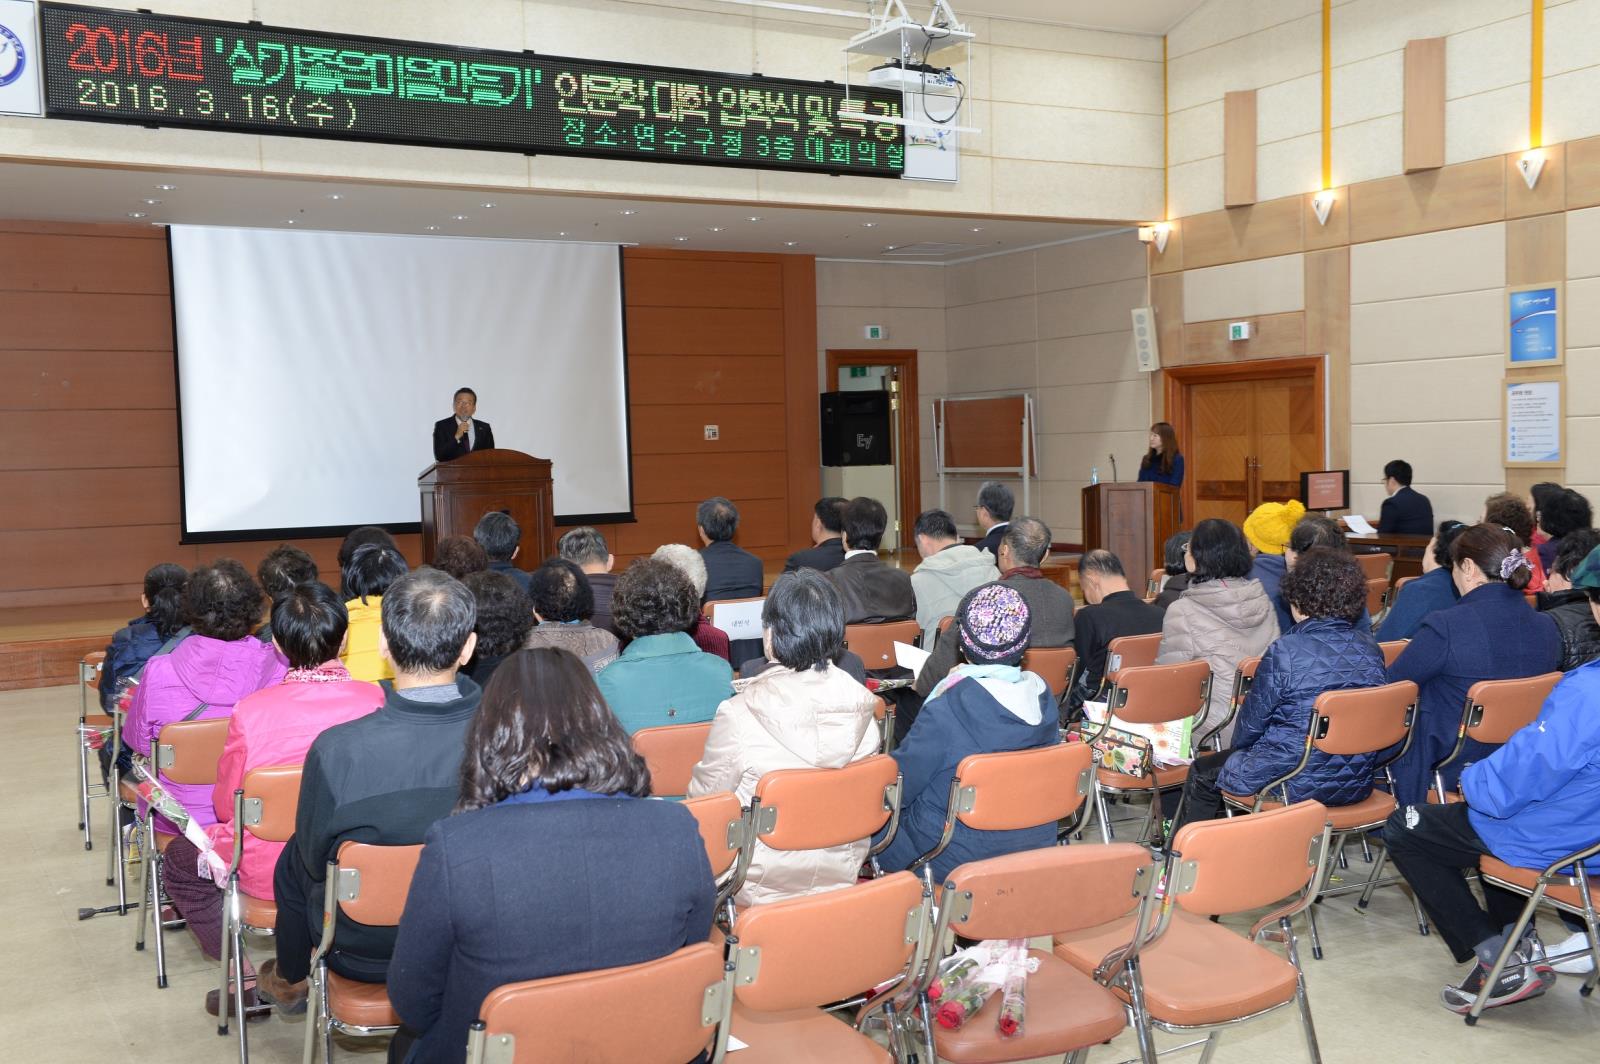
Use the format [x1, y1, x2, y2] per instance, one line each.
[76, 651, 109, 850]
[632, 721, 714, 798]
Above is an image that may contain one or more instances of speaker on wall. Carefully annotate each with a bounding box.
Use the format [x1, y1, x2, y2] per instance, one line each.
[1131, 306, 1160, 372]
[820, 391, 892, 466]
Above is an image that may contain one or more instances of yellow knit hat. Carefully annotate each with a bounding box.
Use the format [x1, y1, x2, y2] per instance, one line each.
[1243, 500, 1306, 555]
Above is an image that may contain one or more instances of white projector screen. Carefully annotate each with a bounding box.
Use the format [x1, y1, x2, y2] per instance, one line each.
[169, 225, 632, 539]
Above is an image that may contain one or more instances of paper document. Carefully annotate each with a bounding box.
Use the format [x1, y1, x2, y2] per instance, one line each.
[1343, 514, 1377, 535]
[728, 1035, 749, 1051]
[709, 597, 765, 639]
[894, 641, 931, 678]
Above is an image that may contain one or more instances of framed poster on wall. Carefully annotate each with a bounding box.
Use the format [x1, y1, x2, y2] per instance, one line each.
[1506, 283, 1563, 367]
[1503, 378, 1564, 467]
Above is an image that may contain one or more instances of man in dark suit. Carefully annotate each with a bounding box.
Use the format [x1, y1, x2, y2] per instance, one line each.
[1068, 549, 1164, 719]
[697, 497, 764, 603]
[1377, 459, 1435, 536]
[827, 497, 916, 624]
[474, 511, 530, 594]
[783, 497, 848, 573]
[432, 387, 496, 462]
[973, 480, 1015, 559]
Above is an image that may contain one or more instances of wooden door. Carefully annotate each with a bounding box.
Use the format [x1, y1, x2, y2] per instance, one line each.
[1186, 373, 1321, 526]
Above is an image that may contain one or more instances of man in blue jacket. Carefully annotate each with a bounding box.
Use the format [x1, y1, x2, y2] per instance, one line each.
[1386, 545, 1600, 1014]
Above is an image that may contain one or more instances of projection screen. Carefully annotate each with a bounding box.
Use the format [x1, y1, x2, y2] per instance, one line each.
[169, 225, 631, 540]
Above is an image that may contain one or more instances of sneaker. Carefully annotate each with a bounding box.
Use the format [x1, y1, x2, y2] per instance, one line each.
[1439, 951, 1557, 1014]
[1549, 929, 1599, 975]
[255, 958, 309, 1016]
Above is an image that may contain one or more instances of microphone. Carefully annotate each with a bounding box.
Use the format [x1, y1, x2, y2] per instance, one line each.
[1109, 454, 1119, 483]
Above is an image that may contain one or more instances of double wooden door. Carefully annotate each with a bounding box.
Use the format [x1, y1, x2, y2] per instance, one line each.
[1184, 370, 1321, 527]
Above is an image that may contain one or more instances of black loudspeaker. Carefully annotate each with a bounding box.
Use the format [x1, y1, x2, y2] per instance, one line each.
[820, 391, 892, 466]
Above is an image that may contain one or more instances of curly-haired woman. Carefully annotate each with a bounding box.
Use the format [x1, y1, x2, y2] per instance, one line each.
[1169, 548, 1389, 834]
[460, 570, 534, 686]
[595, 559, 734, 733]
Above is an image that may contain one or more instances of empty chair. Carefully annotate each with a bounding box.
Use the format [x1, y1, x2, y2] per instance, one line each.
[845, 619, 922, 671]
[1354, 552, 1393, 583]
[633, 722, 714, 797]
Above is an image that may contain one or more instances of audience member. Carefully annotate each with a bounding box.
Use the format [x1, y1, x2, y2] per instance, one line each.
[697, 496, 764, 602]
[161, 581, 383, 1016]
[1153, 531, 1193, 609]
[1536, 488, 1594, 572]
[596, 559, 734, 733]
[1244, 499, 1307, 621]
[909, 508, 998, 645]
[340, 543, 408, 682]
[653, 543, 734, 663]
[827, 497, 916, 625]
[336, 526, 401, 598]
[1376, 520, 1466, 641]
[262, 568, 483, 1012]
[523, 557, 619, 673]
[1377, 459, 1435, 536]
[123, 560, 286, 841]
[1387, 524, 1560, 805]
[473, 511, 530, 594]
[1169, 549, 1387, 835]
[429, 535, 488, 581]
[874, 583, 1058, 883]
[254, 545, 318, 641]
[1529, 481, 1562, 553]
[1279, 514, 1370, 633]
[1068, 550, 1164, 719]
[386, 648, 713, 1064]
[1484, 491, 1546, 592]
[558, 526, 618, 634]
[973, 480, 1014, 559]
[783, 496, 848, 573]
[687, 571, 880, 905]
[1156, 519, 1279, 742]
[1387, 560, 1600, 1013]
[1535, 528, 1600, 671]
[98, 562, 189, 712]
[460, 570, 535, 686]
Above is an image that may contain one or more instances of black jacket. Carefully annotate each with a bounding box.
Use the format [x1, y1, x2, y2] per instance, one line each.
[387, 795, 714, 1064]
[1069, 590, 1166, 715]
[487, 559, 531, 595]
[700, 540, 764, 603]
[283, 676, 483, 979]
[827, 552, 916, 625]
[783, 537, 846, 574]
[1538, 588, 1600, 671]
[1378, 485, 1434, 536]
[975, 522, 1009, 561]
[586, 571, 619, 634]
[431, 417, 496, 463]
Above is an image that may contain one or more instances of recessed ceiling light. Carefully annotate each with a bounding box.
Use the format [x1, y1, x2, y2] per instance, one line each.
[557, 231, 568, 237]
[708, 226, 725, 232]
[424, 225, 440, 231]
[861, 222, 878, 228]
[969, 227, 984, 232]
[149, 221, 165, 228]
[619, 209, 637, 216]
[452, 214, 469, 221]
[126, 211, 147, 219]
[783, 241, 799, 247]
[155, 183, 177, 191]
[884, 245, 897, 251]
[143, 198, 163, 206]
[326, 193, 344, 201]
[481, 202, 496, 209]
[285, 219, 297, 225]
[747, 216, 762, 222]
[674, 236, 690, 242]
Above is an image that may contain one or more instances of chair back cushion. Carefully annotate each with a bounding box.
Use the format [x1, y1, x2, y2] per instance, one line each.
[334, 841, 424, 926]
[845, 620, 922, 669]
[1105, 633, 1162, 679]
[1310, 680, 1417, 756]
[1169, 800, 1327, 916]
[731, 872, 921, 1012]
[1113, 660, 1211, 725]
[1022, 646, 1076, 698]
[478, 942, 723, 1064]
[753, 754, 898, 851]
[240, 763, 303, 843]
[1379, 640, 1408, 667]
[633, 722, 714, 796]
[1465, 673, 1562, 744]
[944, 843, 1152, 940]
[682, 792, 744, 879]
[955, 742, 1092, 832]
[157, 716, 231, 786]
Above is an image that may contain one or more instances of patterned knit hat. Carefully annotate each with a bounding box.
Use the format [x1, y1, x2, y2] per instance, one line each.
[957, 582, 1032, 666]
[1243, 500, 1307, 555]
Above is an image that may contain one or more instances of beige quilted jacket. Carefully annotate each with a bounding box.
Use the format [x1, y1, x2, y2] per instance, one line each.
[1155, 577, 1280, 742]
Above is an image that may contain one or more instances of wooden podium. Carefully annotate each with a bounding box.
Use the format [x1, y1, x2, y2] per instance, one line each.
[1082, 482, 1181, 575]
[417, 449, 555, 567]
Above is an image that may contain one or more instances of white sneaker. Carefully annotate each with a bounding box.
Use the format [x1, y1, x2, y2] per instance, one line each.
[1550, 930, 1598, 975]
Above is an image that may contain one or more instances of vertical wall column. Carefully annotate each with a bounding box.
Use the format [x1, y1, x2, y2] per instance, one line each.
[1223, 90, 1257, 208]
[1403, 38, 1446, 174]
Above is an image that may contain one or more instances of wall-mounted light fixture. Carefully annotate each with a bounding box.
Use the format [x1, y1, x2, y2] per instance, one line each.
[1136, 222, 1171, 254]
[1519, 149, 1546, 191]
[1311, 188, 1336, 227]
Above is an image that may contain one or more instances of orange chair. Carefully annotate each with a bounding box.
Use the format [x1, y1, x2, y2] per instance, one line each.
[682, 791, 748, 919]
[729, 872, 925, 1059]
[908, 844, 1145, 1063]
[77, 650, 109, 849]
[1105, 632, 1162, 680]
[871, 695, 895, 754]
[633, 721, 714, 797]
[1222, 680, 1419, 959]
[1081, 660, 1212, 845]
[465, 941, 732, 1063]
[304, 842, 424, 1064]
[1353, 552, 1393, 583]
[1363, 576, 1388, 620]
[845, 620, 923, 671]
[133, 715, 231, 987]
[217, 763, 303, 1057]
[1379, 639, 1408, 667]
[1055, 800, 1334, 1064]
[1194, 656, 1259, 754]
[1467, 837, 1600, 1025]
[1022, 645, 1076, 702]
[707, 595, 767, 666]
[1147, 568, 1166, 600]
[1428, 673, 1562, 803]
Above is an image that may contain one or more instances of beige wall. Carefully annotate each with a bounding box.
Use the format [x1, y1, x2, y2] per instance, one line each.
[817, 230, 1153, 546]
[2, 0, 1164, 223]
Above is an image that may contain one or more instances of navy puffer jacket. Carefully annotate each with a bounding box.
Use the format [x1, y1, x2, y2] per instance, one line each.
[1217, 616, 1389, 804]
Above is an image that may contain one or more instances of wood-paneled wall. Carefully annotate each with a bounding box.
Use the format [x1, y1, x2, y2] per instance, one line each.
[0, 232, 819, 611]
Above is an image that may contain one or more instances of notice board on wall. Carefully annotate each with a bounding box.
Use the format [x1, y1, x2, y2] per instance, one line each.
[936, 395, 1038, 474]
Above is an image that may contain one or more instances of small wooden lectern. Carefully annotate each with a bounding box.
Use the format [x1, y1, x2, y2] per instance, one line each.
[1082, 482, 1181, 575]
[417, 449, 555, 567]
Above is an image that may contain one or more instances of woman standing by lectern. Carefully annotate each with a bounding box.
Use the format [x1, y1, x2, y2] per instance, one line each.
[1138, 422, 1185, 487]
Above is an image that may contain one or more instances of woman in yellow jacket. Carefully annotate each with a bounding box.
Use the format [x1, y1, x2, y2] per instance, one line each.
[340, 544, 409, 681]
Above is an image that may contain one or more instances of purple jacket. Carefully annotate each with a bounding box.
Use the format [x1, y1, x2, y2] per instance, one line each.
[124, 634, 287, 833]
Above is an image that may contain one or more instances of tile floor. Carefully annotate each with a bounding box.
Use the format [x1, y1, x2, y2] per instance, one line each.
[10, 681, 1600, 1063]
